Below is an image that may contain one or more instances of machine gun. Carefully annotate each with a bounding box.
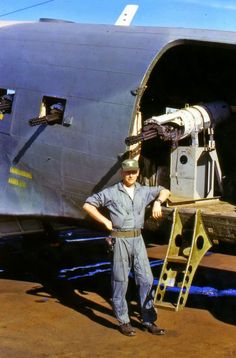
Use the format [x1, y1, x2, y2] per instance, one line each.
[126, 101, 232, 202]
[0, 94, 13, 114]
[126, 101, 231, 149]
[29, 103, 64, 126]
[125, 122, 182, 148]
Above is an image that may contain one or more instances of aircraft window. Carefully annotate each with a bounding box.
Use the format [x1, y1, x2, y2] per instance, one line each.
[0, 88, 15, 115]
[29, 96, 66, 127]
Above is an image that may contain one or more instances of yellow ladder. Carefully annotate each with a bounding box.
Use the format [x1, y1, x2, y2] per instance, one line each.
[154, 208, 212, 311]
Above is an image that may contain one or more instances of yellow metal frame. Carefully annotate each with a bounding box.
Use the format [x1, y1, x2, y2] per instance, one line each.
[154, 208, 212, 311]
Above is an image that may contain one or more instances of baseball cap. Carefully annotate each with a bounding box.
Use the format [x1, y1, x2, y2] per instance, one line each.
[121, 159, 139, 171]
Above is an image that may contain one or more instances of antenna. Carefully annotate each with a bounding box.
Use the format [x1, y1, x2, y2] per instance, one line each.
[115, 4, 139, 26]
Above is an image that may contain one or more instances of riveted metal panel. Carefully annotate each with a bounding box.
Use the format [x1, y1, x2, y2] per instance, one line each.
[0, 21, 236, 218]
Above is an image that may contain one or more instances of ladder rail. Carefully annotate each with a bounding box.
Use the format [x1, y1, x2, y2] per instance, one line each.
[154, 208, 213, 311]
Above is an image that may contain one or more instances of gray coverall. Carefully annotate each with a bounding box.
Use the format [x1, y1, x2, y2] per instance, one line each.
[85, 181, 164, 325]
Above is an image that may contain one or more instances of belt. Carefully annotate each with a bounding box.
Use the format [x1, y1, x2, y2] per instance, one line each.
[111, 229, 141, 238]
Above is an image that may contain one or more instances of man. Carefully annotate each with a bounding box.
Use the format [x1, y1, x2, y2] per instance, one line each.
[83, 158, 170, 336]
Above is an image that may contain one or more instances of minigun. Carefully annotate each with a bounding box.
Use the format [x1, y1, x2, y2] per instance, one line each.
[0, 94, 13, 114]
[125, 101, 231, 149]
[29, 103, 64, 126]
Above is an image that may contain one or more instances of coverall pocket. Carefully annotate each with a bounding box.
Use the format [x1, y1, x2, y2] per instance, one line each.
[112, 259, 128, 282]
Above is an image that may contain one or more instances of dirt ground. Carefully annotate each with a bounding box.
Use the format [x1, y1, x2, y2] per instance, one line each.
[0, 244, 235, 358]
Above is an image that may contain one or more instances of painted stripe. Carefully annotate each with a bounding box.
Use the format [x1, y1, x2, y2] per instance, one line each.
[10, 167, 32, 179]
[8, 177, 27, 188]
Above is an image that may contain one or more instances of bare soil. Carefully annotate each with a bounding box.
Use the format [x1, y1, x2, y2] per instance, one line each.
[0, 244, 235, 358]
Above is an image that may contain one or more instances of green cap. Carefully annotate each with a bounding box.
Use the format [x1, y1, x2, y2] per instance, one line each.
[121, 159, 139, 171]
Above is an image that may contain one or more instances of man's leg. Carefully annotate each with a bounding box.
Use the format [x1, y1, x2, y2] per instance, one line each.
[133, 236, 165, 335]
[112, 238, 135, 336]
[112, 280, 129, 323]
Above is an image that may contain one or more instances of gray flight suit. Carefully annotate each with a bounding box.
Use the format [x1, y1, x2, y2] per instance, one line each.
[85, 181, 164, 325]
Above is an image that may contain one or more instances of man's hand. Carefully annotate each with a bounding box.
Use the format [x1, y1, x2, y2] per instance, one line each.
[152, 201, 162, 219]
[83, 203, 113, 231]
[152, 189, 170, 219]
[104, 218, 113, 231]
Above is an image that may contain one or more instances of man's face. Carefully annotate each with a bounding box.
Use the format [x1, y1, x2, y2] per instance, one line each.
[121, 169, 139, 187]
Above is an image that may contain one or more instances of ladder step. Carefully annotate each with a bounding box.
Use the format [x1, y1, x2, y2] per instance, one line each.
[154, 301, 177, 311]
[167, 255, 188, 263]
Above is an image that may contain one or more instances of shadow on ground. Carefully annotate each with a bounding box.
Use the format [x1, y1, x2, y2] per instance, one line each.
[150, 259, 236, 326]
[0, 233, 235, 329]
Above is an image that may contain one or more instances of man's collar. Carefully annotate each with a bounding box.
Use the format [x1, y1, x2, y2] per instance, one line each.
[118, 181, 141, 191]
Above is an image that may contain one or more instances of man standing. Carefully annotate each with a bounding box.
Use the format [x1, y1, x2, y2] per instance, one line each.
[83, 159, 170, 336]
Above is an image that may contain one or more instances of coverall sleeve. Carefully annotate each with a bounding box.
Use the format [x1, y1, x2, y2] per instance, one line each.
[144, 185, 166, 206]
[85, 188, 111, 208]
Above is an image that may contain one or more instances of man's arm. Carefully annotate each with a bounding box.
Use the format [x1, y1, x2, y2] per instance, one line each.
[152, 188, 170, 219]
[83, 202, 113, 231]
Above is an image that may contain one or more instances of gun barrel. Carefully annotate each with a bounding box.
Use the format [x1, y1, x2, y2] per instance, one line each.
[29, 113, 62, 126]
[0, 102, 12, 113]
[29, 116, 48, 126]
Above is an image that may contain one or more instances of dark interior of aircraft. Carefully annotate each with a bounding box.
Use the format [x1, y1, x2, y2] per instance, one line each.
[139, 41, 236, 202]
